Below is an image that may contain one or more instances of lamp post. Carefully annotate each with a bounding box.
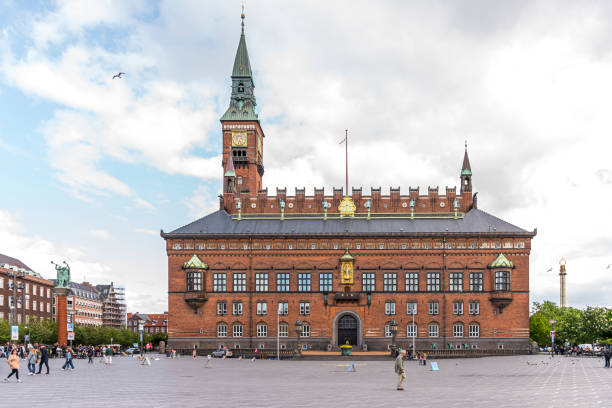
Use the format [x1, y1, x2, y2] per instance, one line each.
[389, 319, 398, 357]
[138, 321, 144, 356]
[549, 319, 557, 357]
[277, 303, 281, 361]
[68, 310, 75, 348]
[295, 319, 302, 356]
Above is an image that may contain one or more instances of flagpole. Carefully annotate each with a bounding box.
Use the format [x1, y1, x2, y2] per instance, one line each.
[345, 129, 348, 195]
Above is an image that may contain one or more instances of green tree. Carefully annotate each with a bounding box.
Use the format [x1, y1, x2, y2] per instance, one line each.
[529, 313, 551, 345]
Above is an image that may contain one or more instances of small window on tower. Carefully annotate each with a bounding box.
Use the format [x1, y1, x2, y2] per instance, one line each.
[237, 177, 243, 185]
[238, 83, 244, 92]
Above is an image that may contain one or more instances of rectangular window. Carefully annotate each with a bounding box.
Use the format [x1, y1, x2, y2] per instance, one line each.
[255, 273, 269, 292]
[362, 273, 375, 292]
[233, 273, 246, 292]
[470, 273, 483, 292]
[47, 303, 50, 313]
[428, 301, 439, 315]
[279, 323, 288, 337]
[319, 273, 333, 292]
[495, 271, 511, 291]
[0, 295, 3, 306]
[383, 273, 397, 292]
[428, 323, 439, 338]
[276, 273, 290, 292]
[25, 283, 29, 293]
[217, 324, 227, 337]
[233, 302, 243, 316]
[426, 273, 441, 292]
[47, 288, 51, 298]
[25, 295, 30, 310]
[278, 302, 288, 315]
[407, 323, 417, 338]
[406, 302, 417, 315]
[217, 301, 227, 316]
[257, 324, 267, 337]
[453, 301, 464, 315]
[405, 273, 419, 292]
[298, 273, 311, 292]
[40, 286, 43, 296]
[469, 301, 480, 315]
[301, 323, 310, 337]
[469, 324, 480, 338]
[257, 302, 267, 315]
[453, 324, 464, 337]
[384, 324, 392, 337]
[385, 301, 396, 315]
[186, 271, 202, 292]
[449, 273, 463, 292]
[213, 273, 227, 292]
[299, 302, 310, 315]
[33, 300, 37, 311]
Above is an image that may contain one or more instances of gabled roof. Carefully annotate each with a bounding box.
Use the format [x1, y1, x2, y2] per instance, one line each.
[0, 253, 38, 275]
[183, 255, 208, 269]
[164, 208, 534, 238]
[488, 253, 515, 269]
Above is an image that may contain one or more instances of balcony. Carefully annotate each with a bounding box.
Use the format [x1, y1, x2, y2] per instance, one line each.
[333, 292, 359, 302]
[184, 292, 207, 311]
[489, 291, 513, 313]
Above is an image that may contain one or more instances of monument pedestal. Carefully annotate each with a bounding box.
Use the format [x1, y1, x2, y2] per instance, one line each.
[54, 287, 70, 346]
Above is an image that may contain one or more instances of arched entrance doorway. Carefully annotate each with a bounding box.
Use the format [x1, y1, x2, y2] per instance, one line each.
[337, 315, 358, 346]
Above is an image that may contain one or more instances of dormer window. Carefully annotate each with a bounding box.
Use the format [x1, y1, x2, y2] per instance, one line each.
[237, 83, 244, 92]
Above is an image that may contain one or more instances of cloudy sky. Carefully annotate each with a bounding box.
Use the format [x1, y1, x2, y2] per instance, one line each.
[1, 0, 611, 312]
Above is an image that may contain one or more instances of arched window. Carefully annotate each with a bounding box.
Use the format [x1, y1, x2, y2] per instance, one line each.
[301, 322, 311, 337]
[453, 322, 464, 338]
[407, 323, 417, 338]
[217, 323, 227, 337]
[469, 322, 480, 338]
[232, 323, 243, 337]
[237, 83, 244, 92]
[278, 322, 289, 337]
[428, 323, 439, 338]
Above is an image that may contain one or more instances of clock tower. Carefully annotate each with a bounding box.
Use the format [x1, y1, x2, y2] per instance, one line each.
[220, 12, 264, 196]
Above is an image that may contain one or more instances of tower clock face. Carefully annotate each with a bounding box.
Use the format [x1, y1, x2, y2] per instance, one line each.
[231, 131, 247, 147]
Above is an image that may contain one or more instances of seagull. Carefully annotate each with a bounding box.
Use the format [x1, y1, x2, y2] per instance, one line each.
[112, 72, 125, 79]
[546, 268, 553, 273]
[606, 264, 611, 269]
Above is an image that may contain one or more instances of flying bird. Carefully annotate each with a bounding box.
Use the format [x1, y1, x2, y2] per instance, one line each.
[606, 264, 611, 269]
[112, 72, 125, 79]
[546, 268, 553, 273]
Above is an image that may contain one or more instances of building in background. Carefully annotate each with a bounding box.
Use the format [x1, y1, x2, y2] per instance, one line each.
[113, 284, 127, 326]
[0, 253, 54, 324]
[52, 281, 103, 327]
[96, 282, 123, 328]
[128, 312, 168, 335]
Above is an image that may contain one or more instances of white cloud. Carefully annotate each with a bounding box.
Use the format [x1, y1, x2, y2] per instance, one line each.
[135, 228, 158, 236]
[185, 184, 220, 221]
[88, 229, 112, 240]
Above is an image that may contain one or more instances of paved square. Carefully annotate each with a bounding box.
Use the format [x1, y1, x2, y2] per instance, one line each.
[1, 355, 610, 407]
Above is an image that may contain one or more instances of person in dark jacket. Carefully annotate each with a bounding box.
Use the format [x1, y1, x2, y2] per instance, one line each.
[36, 345, 50, 375]
[87, 347, 94, 364]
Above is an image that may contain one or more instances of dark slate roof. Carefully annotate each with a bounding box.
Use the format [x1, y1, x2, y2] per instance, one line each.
[0, 253, 35, 272]
[163, 209, 534, 238]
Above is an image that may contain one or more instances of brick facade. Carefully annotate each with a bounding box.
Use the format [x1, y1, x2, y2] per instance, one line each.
[162, 17, 535, 353]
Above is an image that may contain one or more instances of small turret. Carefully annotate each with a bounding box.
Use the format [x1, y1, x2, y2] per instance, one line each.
[461, 142, 472, 193]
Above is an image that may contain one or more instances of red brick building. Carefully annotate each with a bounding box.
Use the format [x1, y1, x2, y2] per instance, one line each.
[127, 312, 168, 335]
[162, 16, 536, 352]
[0, 254, 54, 324]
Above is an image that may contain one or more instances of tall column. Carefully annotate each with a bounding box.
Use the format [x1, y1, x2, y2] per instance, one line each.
[55, 287, 70, 346]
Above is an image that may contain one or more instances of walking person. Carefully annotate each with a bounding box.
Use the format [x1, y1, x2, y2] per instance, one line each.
[423, 352, 427, 367]
[36, 345, 50, 375]
[27, 347, 37, 376]
[604, 347, 611, 368]
[394, 349, 407, 391]
[3, 349, 21, 383]
[87, 347, 94, 364]
[62, 348, 75, 370]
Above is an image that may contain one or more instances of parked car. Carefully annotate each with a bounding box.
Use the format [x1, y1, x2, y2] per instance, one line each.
[211, 349, 233, 358]
[125, 347, 141, 355]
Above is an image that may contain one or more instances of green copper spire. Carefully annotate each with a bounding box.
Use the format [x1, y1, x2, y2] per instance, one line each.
[221, 11, 258, 121]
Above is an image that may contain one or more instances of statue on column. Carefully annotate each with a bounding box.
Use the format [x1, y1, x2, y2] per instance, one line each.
[51, 261, 71, 288]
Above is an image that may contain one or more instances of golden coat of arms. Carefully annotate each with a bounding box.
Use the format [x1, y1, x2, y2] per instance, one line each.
[340, 249, 354, 284]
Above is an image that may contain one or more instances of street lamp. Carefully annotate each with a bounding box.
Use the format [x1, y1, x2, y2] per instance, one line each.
[295, 319, 302, 355]
[389, 319, 398, 356]
[549, 319, 557, 357]
[138, 322, 145, 355]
